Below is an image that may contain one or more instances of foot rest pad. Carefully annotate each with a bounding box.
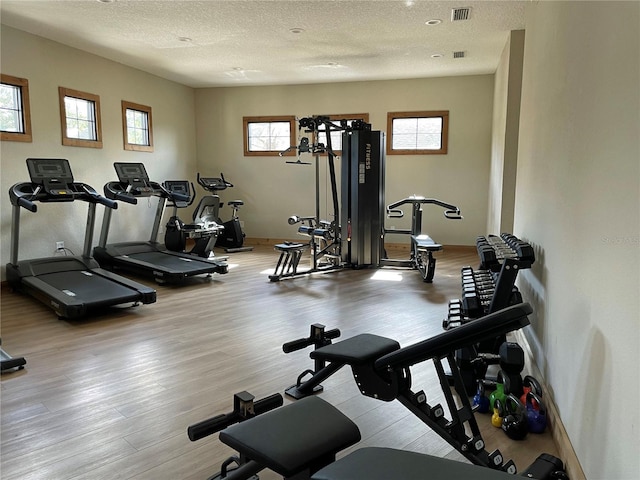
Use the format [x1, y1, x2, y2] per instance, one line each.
[312, 447, 516, 480]
[219, 396, 361, 477]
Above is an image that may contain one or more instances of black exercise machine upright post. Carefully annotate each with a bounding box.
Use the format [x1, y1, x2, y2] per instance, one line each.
[340, 127, 386, 268]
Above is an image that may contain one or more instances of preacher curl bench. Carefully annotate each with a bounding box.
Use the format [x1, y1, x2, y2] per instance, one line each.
[188, 303, 565, 478]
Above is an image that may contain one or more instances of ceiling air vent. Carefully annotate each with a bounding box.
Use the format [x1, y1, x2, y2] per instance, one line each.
[451, 7, 471, 21]
[453, 51, 466, 59]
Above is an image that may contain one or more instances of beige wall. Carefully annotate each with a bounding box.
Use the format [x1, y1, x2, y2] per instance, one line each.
[514, 2, 639, 478]
[1, 26, 197, 279]
[488, 30, 524, 234]
[194, 76, 494, 246]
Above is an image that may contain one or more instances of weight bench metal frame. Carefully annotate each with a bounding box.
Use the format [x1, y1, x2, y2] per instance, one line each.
[270, 242, 308, 282]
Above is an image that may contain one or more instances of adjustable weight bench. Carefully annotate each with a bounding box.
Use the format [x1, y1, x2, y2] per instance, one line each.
[284, 303, 535, 472]
[191, 304, 566, 478]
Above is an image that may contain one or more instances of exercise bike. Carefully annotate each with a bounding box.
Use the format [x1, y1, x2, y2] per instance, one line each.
[163, 180, 224, 258]
[197, 173, 253, 253]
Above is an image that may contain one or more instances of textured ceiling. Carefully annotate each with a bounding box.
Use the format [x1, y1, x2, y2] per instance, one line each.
[1, 0, 526, 88]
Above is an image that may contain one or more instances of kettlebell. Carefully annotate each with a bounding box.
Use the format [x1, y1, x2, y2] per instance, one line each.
[526, 391, 548, 433]
[472, 381, 490, 413]
[501, 394, 528, 440]
[491, 398, 504, 428]
[520, 375, 543, 408]
[489, 371, 510, 410]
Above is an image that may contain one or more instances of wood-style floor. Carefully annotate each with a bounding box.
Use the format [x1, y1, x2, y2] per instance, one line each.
[1, 245, 559, 480]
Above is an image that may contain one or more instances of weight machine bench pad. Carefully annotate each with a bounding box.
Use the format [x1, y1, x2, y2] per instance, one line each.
[412, 234, 442, 252]
[310, 334, 400, 366]
[311, 447, 516, 480]
[219, 396, 361, 478]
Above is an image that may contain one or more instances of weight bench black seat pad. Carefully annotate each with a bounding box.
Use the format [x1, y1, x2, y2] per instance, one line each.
[219, 396, 361, 477]
[310, 334, 400, 366]
[311, 447, 517, 480]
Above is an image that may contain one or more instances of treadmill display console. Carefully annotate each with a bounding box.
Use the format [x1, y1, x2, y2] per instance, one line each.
[26, 158, 74, 196]
[114, 162, 153, 194]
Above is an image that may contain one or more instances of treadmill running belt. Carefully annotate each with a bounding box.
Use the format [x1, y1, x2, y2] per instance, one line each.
[126, 251, 218, 273]
[38, 271, 143, 305]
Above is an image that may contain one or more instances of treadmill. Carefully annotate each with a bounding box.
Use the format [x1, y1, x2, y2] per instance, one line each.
[93, 162, 228, 284]
[6, 158, 157, 319]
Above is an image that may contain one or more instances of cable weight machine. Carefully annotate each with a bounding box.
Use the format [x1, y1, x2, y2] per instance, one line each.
[270, 116, 377, 281]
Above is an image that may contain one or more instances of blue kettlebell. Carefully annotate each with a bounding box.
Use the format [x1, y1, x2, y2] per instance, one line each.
[525, 391, 547, 433]
[473, 381, 490, 413]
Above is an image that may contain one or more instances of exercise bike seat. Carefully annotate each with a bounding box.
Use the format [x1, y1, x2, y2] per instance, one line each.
[227, 200, 244, 207]
[192, 196, 221, 226]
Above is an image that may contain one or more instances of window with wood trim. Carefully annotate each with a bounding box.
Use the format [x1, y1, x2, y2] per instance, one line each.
[243, 116, 296, 156]
[1, 74, 32, 142]
[122, 100, 153, 152]
[387, 111, 449, 155]
[315, 113, 370, 155]
[58, 86, 103, 148]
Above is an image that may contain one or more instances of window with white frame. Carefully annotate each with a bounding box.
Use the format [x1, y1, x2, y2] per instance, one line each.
[1, 74, 32, 142]
[387, 111, 449, 155]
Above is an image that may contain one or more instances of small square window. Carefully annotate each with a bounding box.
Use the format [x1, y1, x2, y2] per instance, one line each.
[122, 101, 153, 152]
[1, 74, 32, 143]
[387, 111, 449, 155]
[58, 87, 103, 148]
[243, 116, 296, 156]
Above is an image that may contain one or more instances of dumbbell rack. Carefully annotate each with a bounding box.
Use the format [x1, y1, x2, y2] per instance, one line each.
[443, 234, 535, 392]
[445, 233, 535, 333]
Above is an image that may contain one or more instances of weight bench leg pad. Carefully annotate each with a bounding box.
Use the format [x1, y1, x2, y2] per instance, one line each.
[219, 396, 361, 478]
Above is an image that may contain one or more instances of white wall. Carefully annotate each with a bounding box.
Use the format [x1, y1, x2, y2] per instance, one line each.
[194, 76, 495, 246]
[1, 27, 197, 280]
[514, 2, 639, 478]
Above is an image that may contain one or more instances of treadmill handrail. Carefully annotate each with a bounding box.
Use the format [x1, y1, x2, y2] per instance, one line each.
[374, 303, 532, 371]
[10, 181, 116, 208]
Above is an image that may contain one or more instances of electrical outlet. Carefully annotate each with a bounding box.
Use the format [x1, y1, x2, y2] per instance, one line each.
[56, 241, 65, 250]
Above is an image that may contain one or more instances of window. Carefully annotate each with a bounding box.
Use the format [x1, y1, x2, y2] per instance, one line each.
[315, 113, 370, 155]
[387, 111, 449, 155]
[1, 74, 32, 142]
[58, 86, 102, 148]
[122, 100, 153, 152]
[243, 116, 296, 156]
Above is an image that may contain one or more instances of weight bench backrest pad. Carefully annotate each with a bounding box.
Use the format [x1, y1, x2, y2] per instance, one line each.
[311, 447, 517, 480]
[310, 334, 400, 366]
[219, 396, 361, 477]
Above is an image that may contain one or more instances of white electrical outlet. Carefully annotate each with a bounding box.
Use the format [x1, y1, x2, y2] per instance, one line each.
[56, 241, 65, 250]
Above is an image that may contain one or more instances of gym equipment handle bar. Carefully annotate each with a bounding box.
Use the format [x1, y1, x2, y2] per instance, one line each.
[187, 393, 284, 442]
[374, 303, 533, 372]
[283, 328, 341, 353]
